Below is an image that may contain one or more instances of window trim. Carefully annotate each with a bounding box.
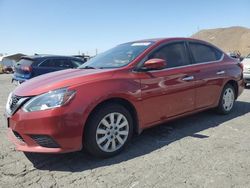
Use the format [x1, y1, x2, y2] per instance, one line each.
[187, 41, 224, 64]
[135, 40, 192, 71]
[134, 40, 224, 73]
[137, 54, 224, 73]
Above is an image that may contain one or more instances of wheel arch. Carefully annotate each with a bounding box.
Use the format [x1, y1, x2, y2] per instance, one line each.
[225, 80, 238, 99]
[84, 97, 140, 137]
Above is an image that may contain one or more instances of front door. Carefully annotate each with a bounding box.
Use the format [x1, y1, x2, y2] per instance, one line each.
[139, 41, 196, 128]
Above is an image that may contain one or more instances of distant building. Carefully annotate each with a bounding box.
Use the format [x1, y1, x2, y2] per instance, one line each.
[0, 53, 26, 66]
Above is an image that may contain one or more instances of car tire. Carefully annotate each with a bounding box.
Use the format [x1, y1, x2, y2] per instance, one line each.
[84, 103, 133, 158]
[216, 84, 236, 115]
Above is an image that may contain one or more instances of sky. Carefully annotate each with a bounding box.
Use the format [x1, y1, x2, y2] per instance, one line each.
[0, 0, 250, 56]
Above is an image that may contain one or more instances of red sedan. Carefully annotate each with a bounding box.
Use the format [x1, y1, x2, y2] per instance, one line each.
[6, 38, 244, 157]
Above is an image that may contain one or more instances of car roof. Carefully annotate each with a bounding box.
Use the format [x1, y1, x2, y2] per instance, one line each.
[125, 37, 212, 45]
[20, 54, 83, 61]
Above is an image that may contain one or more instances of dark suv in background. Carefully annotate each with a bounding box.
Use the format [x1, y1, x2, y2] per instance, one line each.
[12, 55, 85, 84]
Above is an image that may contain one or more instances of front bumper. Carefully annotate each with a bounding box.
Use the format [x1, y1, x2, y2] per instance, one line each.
[7, 107, 84, 153]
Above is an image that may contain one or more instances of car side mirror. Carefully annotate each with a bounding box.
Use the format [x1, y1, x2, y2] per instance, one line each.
[141, 58, 166, 71]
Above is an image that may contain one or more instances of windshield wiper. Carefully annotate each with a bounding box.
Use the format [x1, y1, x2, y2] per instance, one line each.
[80, 66, 96, 69]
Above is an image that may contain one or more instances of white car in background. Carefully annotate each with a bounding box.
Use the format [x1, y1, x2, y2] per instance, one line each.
[242, 54, 250, 86]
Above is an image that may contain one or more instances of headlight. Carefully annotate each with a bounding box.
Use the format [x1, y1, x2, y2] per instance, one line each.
[22, 88, 76, 112]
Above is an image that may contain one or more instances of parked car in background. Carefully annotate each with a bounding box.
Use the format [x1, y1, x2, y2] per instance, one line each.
[0, 57, 15, 74]
[242, 53, 250, 86]
[6, 38, 244, 158]
[2, 65, 14, 73]
[12, 55, 85, 84]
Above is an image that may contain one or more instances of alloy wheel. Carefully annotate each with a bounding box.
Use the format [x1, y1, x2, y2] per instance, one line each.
[96, 112, 129, 152]
[222, 88, 235, 111]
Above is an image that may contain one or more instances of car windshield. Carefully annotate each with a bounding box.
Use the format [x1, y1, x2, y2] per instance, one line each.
[79, 42, 154, 69]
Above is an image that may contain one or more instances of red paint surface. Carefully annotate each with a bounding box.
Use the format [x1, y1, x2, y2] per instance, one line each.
[8, 38, 244, 153]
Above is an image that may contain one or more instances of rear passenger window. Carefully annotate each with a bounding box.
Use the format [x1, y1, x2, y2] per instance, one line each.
[53, 59, 73, 68]
[39, 59, 73, 68]
[39, 60, 55, 67]
[189, 42, 222, 63]
[148, 42, 190, 68]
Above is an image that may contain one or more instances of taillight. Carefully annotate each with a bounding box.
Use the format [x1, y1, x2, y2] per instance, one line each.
[21, 66, 32, 72]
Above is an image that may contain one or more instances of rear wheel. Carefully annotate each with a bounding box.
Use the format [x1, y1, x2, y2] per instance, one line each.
[216, 84, 235, 114]
[84, 104, 133, 158]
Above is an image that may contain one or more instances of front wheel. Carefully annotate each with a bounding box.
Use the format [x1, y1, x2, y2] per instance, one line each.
[216, 84, 235, 114]
[84, 104, 133, 158]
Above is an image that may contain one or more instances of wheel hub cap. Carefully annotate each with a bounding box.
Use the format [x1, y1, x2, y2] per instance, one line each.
[96, 112, 129, 152]
[223, 88, 234, 111]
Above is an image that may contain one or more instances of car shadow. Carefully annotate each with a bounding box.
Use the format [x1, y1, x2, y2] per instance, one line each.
[24, 100, 250, 172]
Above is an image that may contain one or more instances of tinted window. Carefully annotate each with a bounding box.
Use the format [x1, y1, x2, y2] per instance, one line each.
[39, 59, 55, 67]
[56, 59, 72, 68]
[189, 42, 222, 63]
[40, 59, 73, 68]
[148, 42, 190, 68]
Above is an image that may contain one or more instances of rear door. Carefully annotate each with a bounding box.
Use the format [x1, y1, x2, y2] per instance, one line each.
[187, 41, 225, 109]
[140, 41, 196, 127]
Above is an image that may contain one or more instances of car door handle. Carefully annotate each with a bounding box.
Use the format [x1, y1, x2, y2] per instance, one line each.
[182, 76, 194, 81]
[216, 70, 225, 75]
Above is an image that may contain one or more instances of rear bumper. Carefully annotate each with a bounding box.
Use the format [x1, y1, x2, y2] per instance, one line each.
[12, 73, 31, 83]
[12, 76, 28, 83]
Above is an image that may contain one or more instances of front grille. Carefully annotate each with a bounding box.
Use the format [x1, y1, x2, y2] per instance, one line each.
[30, 135, 60, 148]
[10, 95, 22, 112]
[7, 94, 29, 115]
[13, 131, 25, 143]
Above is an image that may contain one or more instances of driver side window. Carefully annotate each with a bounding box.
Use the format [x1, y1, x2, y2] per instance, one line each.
[148, 42, 190, 68]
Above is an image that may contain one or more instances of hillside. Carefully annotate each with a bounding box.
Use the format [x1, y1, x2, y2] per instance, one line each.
[192, 26, 250, 56]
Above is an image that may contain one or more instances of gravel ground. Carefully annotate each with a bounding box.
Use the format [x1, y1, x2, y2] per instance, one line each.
[0, 74, 250, 188]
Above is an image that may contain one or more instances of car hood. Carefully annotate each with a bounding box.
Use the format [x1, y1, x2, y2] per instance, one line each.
[14, 68, 114, 96]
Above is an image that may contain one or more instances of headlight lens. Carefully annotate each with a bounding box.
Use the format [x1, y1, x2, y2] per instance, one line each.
[22, 88, 76, 112]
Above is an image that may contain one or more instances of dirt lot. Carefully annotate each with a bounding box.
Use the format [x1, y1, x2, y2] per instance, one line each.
[0, 74, 250, 188]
